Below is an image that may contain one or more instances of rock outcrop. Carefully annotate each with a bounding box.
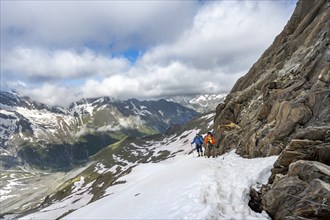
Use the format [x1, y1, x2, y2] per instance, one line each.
[213, 0, 330, 219]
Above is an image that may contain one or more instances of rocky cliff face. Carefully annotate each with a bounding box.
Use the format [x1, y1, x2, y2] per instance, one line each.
[213, 0, 330, 219]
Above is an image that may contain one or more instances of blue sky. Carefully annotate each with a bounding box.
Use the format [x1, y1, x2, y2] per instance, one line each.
[1, 0, 297, 106]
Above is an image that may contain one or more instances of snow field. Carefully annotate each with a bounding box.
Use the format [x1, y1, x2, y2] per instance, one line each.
[64, 150, 277, 220]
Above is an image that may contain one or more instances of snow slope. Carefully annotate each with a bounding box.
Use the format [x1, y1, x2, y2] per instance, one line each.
[17, 117, 276, 220]
[53, 151, 276, 219]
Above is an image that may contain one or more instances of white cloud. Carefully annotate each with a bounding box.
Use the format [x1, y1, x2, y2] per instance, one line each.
[16, 83, 80, 107]
[75, 125, 93, 138]
[1, 0, 296, 106]
[2, 47, 130, 79]
[1, 1, 198, 49]
[139, 1, 293, 72]
[82, 75, 142, 100]
[97, 116, 144, 132]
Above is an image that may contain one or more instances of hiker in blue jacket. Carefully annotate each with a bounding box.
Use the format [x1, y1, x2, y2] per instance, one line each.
[191, 133, 204, 157]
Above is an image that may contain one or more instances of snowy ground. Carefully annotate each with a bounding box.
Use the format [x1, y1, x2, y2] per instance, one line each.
[49, 150, 277, 220]
[17, 126, 277, 220]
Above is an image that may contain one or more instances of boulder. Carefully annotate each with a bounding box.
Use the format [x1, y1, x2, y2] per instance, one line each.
[262, 161, 330, 219]
[270, 139, 330, 182]
[288, 160, 330, 183]
[291, 179, 330, 219]
[262, 175, 308, 218]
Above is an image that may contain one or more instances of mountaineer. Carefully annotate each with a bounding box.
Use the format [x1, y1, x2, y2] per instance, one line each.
[204, 131, 215, 158]
[191, 133, 204, 157]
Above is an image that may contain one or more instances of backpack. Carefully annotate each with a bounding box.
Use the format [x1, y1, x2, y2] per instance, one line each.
[207, 135, 215, 144]
[198, 134, 204, 143]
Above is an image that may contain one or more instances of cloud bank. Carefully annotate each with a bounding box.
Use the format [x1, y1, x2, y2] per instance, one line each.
[1, 0, 296, 106]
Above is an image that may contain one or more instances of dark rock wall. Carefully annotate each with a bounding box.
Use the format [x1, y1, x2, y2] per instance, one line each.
[214, 0, 329, 157]
[213, 0, 330, 219]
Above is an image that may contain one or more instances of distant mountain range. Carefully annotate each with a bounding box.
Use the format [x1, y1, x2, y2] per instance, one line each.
[167, 94, 226, 113]
[0, 91, 222, 170]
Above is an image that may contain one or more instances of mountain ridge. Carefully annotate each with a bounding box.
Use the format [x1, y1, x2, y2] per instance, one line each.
[0, 91, 200, 170]
[166, 93, 227, 113]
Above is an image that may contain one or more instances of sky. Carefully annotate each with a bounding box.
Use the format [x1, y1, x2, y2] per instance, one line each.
[1, 0, 297, 106]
